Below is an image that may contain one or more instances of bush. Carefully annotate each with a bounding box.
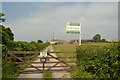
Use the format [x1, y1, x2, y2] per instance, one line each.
[76, 43, 119, 79]
[6, 41, 50, 51]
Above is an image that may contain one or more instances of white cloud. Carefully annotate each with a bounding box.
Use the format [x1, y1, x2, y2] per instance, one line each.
[8, 2, 118, 42]
[85, 3, 118, 20]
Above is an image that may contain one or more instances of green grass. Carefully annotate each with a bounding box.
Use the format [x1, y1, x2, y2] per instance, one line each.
[81, 42, 113, 46]
[53, 44, 77, 52]
[52, 44, 77, 64]
[2, 62, 20, 79]
[70, 66, 96, 78]
[0, 44, 2, 78]
[19, 54, 38, 70]
[43, 71, 53, 80]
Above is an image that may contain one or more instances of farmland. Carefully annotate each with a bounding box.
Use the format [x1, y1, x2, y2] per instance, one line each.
[52, 44, 77, 64]
[52, 42, 119, 79]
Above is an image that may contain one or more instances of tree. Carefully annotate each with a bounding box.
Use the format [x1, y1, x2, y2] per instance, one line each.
[92, 34, 107, 42]
[30, 41, 36, 44]
[0, 13, 14, 44]
[37, 40, 43, 43]
[92, 34, 101, 42]
[4, 27, 14, 40]
[2, 29, 10, 44]
[101, 39, 106, 42]
[0, 13, 6, 23]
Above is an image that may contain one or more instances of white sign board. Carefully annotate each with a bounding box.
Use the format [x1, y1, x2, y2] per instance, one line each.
[66, 23, 81, 34]
[40, 52, 47, 57]
[66, 22, 82, 45]
[41, 58, 46, 62]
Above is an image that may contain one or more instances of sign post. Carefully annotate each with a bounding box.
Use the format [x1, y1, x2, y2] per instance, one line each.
[66, 23, 81, 46]
[79, 24, 81, 46]
[40, 52, 48, 71]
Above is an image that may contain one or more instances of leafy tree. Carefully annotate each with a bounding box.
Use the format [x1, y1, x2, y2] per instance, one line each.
[92, 34, 101, 42]
[2, 29, 10, 44]
[0, 25, 2, 44]
[0, 13, 14, 45]
[37, 40, 43, 43]
[2, 26, 14, 45]
[4, 27, 14, 41]
[0, 13, 6, 23]
[101, 39, 106, 42]
[92, 34, 107, 42]
[30, 41, 36, 44]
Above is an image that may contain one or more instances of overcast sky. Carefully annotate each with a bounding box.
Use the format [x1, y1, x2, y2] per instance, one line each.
[2, 0, 120, 2]
[2, 2, 118, 42]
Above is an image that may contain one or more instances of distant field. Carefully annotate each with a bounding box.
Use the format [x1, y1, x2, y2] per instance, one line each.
[52, 44, 78, 64]
[52, 42, 113, 52]
[81, 42, 114, 46]
[52, 44, 78, 52]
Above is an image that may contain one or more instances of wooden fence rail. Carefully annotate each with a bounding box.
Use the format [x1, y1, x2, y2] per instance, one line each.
[10, 57, 76, 59]
[18, 68, 71, 72]
[7, 51, 77, 72]
[17, 65, 77, 68]
[14, 61, 77, 64]
[8, 51, 75, 54]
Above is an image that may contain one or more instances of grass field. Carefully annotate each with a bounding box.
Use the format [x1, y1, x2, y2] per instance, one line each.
[52, 43, 112, 61]
[43, 71, 52, 80]
[52, 44, 78, 52]
[52, 44, 78, 65]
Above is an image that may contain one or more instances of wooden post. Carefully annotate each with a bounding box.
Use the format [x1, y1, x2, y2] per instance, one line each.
[43, 62, 45, 72]
[43, 56, 45, 72]
[79, 23, 81, 46]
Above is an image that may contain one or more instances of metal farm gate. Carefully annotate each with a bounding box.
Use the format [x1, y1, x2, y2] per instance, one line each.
[7, 51, 77, 73]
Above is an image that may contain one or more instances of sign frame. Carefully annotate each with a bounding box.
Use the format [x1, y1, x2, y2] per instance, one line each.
[66, 23, 81, 34]
[66, 22, 81, 46]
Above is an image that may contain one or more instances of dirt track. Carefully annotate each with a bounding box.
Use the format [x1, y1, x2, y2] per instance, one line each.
[17, 45, 73, 79]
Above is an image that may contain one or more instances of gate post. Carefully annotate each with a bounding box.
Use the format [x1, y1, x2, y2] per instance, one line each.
[43, 56, 45, 72]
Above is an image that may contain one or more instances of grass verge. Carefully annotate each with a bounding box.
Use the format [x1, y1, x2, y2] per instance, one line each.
[52, 44, 77, 65]
[43, 71, 53, 80]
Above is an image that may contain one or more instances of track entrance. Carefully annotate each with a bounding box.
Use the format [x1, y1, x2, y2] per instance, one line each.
[7, 51, 77, 73]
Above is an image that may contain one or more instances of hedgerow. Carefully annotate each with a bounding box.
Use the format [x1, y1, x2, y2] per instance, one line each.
[76, 43, 119, 79]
